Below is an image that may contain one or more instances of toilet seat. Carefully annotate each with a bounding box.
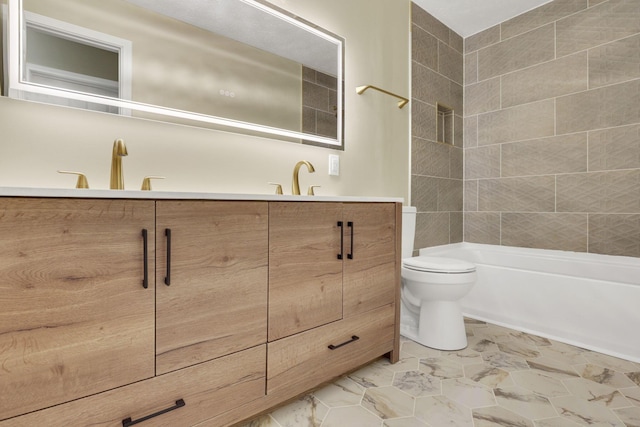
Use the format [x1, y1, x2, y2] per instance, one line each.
[403, 256, 476, 274]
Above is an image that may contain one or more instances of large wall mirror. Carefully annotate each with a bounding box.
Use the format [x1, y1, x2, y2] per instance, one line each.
[2, 0, 344, 148]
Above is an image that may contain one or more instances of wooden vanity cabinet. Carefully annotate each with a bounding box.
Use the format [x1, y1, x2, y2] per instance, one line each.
[0, 197, 399, 427]
[155, 201, 268, 374]
[0, 198, 155, 422]
[268, 202, 343, 341]
[266, 202, 399, 399]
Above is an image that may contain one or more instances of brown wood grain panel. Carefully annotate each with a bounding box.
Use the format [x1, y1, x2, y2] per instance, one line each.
[2, 345, 266, 427]
[155, 201, 268, 375]
[0, 198, 155, 421]
[267, 303, 395, 397]
[342, 203, 396, 317]
[268, 202, 343, 341]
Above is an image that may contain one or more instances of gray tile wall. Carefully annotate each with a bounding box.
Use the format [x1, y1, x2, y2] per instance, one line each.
[464, 0, 640, 257]
[411, 3, 464, 252]
[302, 66, 338, 139]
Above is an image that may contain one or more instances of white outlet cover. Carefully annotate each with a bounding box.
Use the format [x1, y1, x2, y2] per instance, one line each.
[328, 155, 340, 176]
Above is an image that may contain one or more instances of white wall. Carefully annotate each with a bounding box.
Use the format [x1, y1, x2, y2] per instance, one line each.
[0, 0, 411, 199]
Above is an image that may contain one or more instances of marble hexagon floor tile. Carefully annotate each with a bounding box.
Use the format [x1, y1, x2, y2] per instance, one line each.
[382, 416, 429, 427]
[313, 377, 365, 407]
[550, 395, 626, 426]
[466, 335, 500, 353]
[269, 395, 329, 427]
[483, 350, 530, 371]
[628, 372, 640, 387]
[419, 356, 465, 379]
[493, 386, 558, 420]
[510, 369, 570, 398]
[582, 352, 640, 373]
[362, 386, 415, 419]
[621, 387, 640, 406]
[576, 364, 639, 389]
[562, 377, 632, 409]
[539, 341, 589, 366]
[472, 405, 535, 427]
[321, 406, 382, 427]
[348, 362, 396, 389]
[441, 348, 484, 366]
[400, 341, 442, 359]
[526, 357, 581, 380]
[613, 407, 640, 427]
[442, 377, 496, 408]
[534, 416, 584, 426]
[414, 395, 473, 426]
[498, 341, 543, 359]
[392, 370, 441, 397]
[240, 319, 640, 427]
[465, 362, 515, 388]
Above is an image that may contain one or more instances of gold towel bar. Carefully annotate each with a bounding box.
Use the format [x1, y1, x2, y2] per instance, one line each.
[356, 85, 409, 109]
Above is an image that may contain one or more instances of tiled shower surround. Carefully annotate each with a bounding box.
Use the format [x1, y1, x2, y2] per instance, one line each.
[410, 4, 464, 252]
[463, 0, 640, 257]
[412, 0, 640, 258]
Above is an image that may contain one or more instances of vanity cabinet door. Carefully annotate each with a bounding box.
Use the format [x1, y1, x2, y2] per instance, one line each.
[342, 203, 397, 317]
[0, 198, 155, 422]
[268, 202, 343, 341]
[155, 201, 268, 375]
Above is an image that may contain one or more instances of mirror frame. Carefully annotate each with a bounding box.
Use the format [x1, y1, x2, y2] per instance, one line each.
[6, 0, 344, 147]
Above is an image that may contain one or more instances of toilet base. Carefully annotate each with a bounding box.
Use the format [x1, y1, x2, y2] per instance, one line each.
[401, 300, 468, 351]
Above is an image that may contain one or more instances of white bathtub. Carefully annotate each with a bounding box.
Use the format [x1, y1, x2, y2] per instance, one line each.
[419, 243, 640, 363]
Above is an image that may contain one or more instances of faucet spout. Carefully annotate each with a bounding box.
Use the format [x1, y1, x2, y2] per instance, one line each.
[110, 138, 128, 190]
[292, 160, 315, 195]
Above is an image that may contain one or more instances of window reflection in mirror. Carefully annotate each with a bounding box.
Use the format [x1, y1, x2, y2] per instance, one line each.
[21, 15, 129, 113]
[2, 0, 344, 148]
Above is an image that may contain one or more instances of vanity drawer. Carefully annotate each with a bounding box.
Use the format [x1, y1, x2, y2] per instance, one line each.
[267, 304, 395, 396]
[2, 345, 266, 427]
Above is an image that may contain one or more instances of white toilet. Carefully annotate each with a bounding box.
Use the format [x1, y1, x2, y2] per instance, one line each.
[401, 206, 477, 350]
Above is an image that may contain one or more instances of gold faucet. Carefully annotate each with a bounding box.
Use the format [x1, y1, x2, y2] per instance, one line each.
[292, 160, 315, 195]
[110, 138, 128, 190]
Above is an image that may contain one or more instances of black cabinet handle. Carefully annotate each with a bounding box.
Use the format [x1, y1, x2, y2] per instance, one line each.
[164, 228, 171, 286]
[328, 335, 359, 350]
[122, 399, 185, 427]
[141, 229, 149, 289]
[337, 221, 344, 260]
[347, 221, 354, 260]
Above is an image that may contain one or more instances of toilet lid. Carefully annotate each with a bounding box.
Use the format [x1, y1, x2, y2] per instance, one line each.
[403, 256, 476, 273]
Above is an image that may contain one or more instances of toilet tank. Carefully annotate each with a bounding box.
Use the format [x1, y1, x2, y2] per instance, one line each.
[401, 206, 417, 259]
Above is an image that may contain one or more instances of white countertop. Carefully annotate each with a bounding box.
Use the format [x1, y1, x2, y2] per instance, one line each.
[0, 187, 403, 203]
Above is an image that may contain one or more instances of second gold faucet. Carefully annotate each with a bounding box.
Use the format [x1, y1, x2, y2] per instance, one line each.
[110, 138, 128, 190]
[292, 160, 315, 195]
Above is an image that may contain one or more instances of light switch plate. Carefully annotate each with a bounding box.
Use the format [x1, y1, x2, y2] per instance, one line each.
[328, 155, 340, 176]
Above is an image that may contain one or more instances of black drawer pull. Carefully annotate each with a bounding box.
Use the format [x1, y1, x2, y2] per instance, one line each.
[141, 229, 149, 289]
[347, 221, 354, 259]
[164, 228, 172, 286]
[328, 335, 360, 350]
[122, 399, 185, 427]
[337, 221, 344, 260]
